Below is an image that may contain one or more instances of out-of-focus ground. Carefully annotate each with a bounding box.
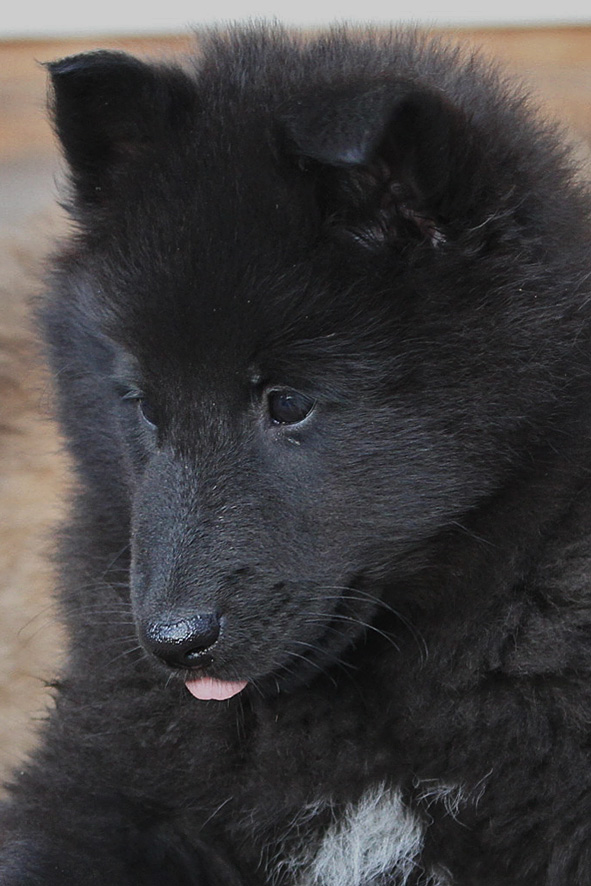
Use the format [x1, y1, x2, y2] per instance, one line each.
[0, 27, 590, 785]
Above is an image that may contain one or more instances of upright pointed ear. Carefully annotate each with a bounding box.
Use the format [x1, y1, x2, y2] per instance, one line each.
[47, 51, 194, 204]
[281, 83, 477, 249]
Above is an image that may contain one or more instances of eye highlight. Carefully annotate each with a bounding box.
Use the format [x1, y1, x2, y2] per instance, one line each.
[267, 390, 315, 425]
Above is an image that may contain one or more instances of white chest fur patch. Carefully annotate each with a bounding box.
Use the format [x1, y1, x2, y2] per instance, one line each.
[280, 784, 453, 886]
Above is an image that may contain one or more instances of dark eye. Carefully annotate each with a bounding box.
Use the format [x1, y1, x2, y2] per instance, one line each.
[138, 397, 158, 429]
[268, 390, 315, 425]
[119, 386, 159, 430]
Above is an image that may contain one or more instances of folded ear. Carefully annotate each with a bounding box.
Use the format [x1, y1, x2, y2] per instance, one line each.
[47, 51, 194, 204]
[281, 83, 475, 249]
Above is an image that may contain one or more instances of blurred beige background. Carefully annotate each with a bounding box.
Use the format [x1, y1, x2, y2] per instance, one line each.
[1, 26, 590, 786]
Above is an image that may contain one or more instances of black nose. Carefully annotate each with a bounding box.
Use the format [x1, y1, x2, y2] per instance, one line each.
[143, 613, 221, 669]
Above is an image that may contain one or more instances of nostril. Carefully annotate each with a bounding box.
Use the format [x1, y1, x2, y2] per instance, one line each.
[143, 613, 221, 669]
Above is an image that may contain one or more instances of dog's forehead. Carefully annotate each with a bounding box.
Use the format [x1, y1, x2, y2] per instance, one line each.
[117, 259, 358, 389]
[99, 157, 371, 380]
[104, 114, 318, 298]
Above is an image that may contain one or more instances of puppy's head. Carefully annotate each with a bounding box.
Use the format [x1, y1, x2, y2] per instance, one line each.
[44, 31, 584, 697]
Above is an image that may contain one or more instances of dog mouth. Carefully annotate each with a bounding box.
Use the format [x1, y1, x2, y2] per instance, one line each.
[182, 629, 336, 702]
[181, 585, 376, 701]
[176, 625, 339, 702]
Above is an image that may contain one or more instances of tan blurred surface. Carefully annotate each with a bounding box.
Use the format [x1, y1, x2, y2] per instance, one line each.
[0, 26, 590, 784]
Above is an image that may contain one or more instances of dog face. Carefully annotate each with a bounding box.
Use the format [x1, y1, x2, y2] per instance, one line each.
[44, 30, 583, 695]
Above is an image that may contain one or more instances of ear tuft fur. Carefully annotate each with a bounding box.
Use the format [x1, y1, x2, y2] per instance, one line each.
[282, 82, 474, 249]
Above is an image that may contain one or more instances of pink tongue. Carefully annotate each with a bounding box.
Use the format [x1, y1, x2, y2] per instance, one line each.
[185, 677, 248, 701]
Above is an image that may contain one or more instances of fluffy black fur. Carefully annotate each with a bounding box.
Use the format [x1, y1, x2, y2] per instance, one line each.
[2, 25, 591, 885]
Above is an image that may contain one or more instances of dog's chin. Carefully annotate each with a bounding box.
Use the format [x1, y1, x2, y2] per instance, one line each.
[181, 649, 343, 702]
[157, 641, 344, 701]
[170, 611, 368, 701]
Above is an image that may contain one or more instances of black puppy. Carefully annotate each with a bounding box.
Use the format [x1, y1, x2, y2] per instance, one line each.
[2, 25, 591, 885]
